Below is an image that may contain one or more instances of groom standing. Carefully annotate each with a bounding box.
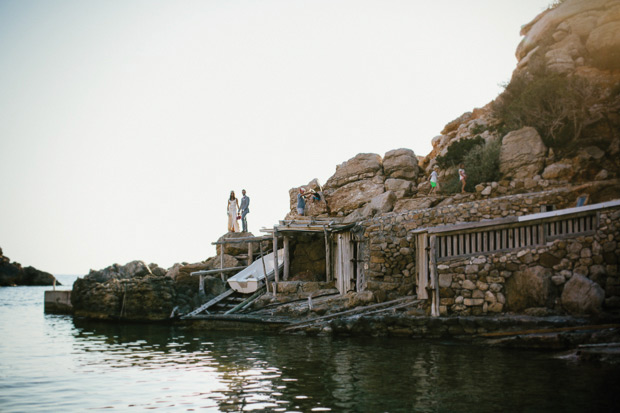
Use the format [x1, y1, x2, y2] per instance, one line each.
[240, 189, 250, 232]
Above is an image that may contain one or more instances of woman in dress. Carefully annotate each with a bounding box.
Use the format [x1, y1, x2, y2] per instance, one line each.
[459, 164, 467, 193]
[227, 191, 240, 232]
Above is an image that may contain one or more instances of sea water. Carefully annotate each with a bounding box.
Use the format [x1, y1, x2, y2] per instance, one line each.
[1, 275, 619, 412]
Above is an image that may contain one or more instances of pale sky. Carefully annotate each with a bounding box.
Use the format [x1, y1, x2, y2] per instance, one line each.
[1, 0, 552, 275]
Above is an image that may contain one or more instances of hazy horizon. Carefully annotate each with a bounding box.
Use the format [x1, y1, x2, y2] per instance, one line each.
[1, 0, 552, 274]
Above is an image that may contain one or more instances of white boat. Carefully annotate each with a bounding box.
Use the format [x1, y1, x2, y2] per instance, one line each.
[227, 249, 284, 294]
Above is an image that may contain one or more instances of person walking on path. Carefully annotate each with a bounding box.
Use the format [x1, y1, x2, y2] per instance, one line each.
[240, 189, 250, 232]
[428, 168, 440, 195]
[227, 191, 240, 233]
[459, 164, 467, 193]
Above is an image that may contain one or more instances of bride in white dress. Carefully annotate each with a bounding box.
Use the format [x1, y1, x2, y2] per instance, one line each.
[227, 191, 240, 232]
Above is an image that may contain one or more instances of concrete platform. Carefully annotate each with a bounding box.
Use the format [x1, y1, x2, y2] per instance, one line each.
[44, 290, 72, 314]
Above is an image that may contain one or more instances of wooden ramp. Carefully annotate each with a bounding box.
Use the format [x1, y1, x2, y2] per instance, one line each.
[181, 287, 267, 319]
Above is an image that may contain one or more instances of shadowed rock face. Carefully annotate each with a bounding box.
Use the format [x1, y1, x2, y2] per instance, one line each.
[71, 261, 175, 321]
[0, 247, 57, 287]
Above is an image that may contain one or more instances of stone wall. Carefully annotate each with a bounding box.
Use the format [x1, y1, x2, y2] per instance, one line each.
[435, 207, 619, 316]
[359, 188, 620, 316]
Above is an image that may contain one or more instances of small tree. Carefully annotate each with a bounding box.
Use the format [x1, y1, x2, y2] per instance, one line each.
[493, 72, 601, 149]
[440, 138, 502, 194]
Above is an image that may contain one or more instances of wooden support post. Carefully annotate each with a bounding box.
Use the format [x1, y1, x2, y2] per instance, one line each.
[283, 235, 290, 281]
[259, 241, 270, 294]
[273, 227, 279, 283]
[429, 235, 439, 317]
[199, 275, 205, 295]
[324, 226, 331, 282]
[248, 242, 254, 265]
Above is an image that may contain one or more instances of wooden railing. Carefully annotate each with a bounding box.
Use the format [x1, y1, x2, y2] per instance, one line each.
[434, 210, 600, 261]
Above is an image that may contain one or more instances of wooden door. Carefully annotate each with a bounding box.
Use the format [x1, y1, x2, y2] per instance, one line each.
[335, 232, 354, 295]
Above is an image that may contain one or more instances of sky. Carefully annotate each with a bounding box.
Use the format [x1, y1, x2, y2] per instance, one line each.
[0, 0, 552, 275]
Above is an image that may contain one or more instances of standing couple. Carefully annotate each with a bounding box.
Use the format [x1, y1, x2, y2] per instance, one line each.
[227, 189, 250, 233]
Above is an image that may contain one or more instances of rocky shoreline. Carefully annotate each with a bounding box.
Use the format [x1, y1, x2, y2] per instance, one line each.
[0, 247, 58, 287]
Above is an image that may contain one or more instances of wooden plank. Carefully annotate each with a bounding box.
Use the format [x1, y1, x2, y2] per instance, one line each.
[482, 232, 487, 252]
[324, 226, 332, 282]
[273, 228, 279, 284]
[458, 234, 464, 256]
[429, 235, 439, 317]
[181, 289, 236, 318]
[283, 236, 290, 281]
[248, 242, 253, 265]
[224, 288, 265, 315]
[281, 296, 417, 331]
[477, 232, 482, 253]
[190, 266, 246, 276]
[259, 242, 270, 294]
[446, 235, 452, 256]
[416, 233, 429, 300]
[525, 226, 531, 246]
[212, 235, 272, 245]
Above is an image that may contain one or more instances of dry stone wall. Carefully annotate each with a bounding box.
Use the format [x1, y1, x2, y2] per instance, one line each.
[360, 188, 619, 316]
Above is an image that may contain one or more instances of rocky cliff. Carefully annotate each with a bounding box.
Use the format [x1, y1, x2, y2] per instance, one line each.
[0, 247, 58, 287]
[288, 0, 620, 220]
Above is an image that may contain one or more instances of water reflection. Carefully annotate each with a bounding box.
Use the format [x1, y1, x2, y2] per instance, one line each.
[67, 318, 620, 412]
[2, 286, 619, 412]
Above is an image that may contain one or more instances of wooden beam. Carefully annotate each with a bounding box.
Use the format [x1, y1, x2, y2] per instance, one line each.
[259, 241, 270, 294]
[283, 235, 290, 281]
[273, 227, 279, 284]
[324, 226, 331, 282]
[429, 235, 439, 317]
[190, 266, 246, 276]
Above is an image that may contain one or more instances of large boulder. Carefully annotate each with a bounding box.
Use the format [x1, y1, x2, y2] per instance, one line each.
[325, 178, 385, 214]
[504, 266, 554, 312]
[324, 153, 383, 189]
[72, 261, 175, 321]
[586, 20, 620, 70]
[216, 232, 261, 256]
[561, 273, 605, 315]
[385, 178, 414, 199]
[288, 179, 329, 217]
[542, 162, 574, 180]
[393, 198, 436, 213]
[499, 127, 548, 180]
[383, 148, 419, 180]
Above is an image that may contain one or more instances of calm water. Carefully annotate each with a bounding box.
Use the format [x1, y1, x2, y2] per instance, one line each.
[1, 276, 619, 412]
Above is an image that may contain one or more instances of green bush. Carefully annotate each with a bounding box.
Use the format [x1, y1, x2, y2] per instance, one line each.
[492, 71, 600, 148]
[440, 138, 502, 195]
[462, 138, 502, 192]
[436, 136, 484, 169]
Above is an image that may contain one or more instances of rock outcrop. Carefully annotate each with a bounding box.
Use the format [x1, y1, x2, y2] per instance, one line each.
[72, 261, 174, 321]
[0, 247, 57, 287]
[516, 0, 620, 73]
[499, 127, 548, 180]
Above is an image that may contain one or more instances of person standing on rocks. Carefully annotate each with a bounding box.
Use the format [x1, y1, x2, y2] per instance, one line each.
[227, 191, 240, 232]
[428, 168, 440, 195]
[240, 189, 250, 232]
[297, 187, 309, 216]
[459, 164, 467, 193]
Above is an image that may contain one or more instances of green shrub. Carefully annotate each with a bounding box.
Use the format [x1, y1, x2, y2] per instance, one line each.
[436, 136, 484, 169]
[462, 138, 502, 192]
[440, 138, 502, 195]
[492, 72, 600, 148]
